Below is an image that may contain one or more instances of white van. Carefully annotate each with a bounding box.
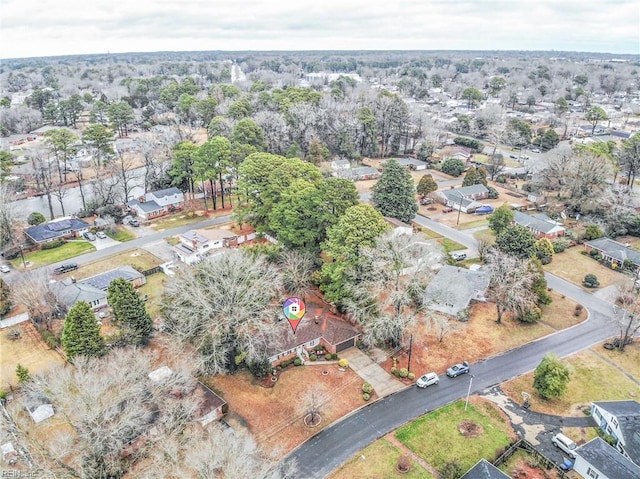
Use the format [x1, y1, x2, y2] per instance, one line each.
[552, 433, 577, 458]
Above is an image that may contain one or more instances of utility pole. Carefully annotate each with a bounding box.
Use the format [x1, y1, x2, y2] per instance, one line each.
[465, 375, 474, 411]
[407, 334, 413, 373]
[456, 191, 463, 225]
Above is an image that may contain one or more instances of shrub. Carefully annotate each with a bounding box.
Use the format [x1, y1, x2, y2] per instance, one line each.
[487, 186, 499, 199]
[399, 368, 409, 378]
[391, 367, 398, 376]
[407, 372, 415, 380]
[518, 307, 541, 323]
[456, 309, 470, 322]
[309, 354, 317, 361]
[584, 224, 603, 240]
[16, 364, 30, 383]
[440, 461, 464, 479]
[575, 305, 584, 317]
[362, 382, 374, 394]
[0, 390, 7, 401]
[583, 274, 600, 288]
[441, 158, 466, 177]
[41, 238, 65, 250]
[39, 329, 59, 348]
[293, 358, 302, 366]
[247, 358, 272, 379]
[397, 455, 411, 472]
[552, 238, 570, 253]
[362, 393, 370, 401]
[27, 212, 46, 225]
[338, 358, 349, 368]
[6, 327, 22, 341]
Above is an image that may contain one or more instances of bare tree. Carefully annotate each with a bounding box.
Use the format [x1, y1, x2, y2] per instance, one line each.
[31, 153, 56, 219]
[162, 250, 283, 374]
[110, 152, 141, 203]
[485, 250, 538, 324]
[299, 385, 330, 427]
[278, 250, 316, 302]
[344, 231, 443, 347]
[0, 182, 19, 247]
[431, 314, 457, 343]
[610, 278, 640, 352]
[10, 269, 61, 329]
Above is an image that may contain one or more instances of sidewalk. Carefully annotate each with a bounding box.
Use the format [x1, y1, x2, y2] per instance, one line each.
[340, 348, 405, 397]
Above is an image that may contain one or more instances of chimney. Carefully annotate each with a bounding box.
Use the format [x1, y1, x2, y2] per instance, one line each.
[314, 315, 319, 325]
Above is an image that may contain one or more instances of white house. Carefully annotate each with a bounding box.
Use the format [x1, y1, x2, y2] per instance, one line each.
[384, 217, 413, 236]
[25, 393, 55, 423]
[173, 228, 238, 265]
[591, 400, 640, 465]
[396, 158, 428, 171]
[127, 187, 185, 221]
[574, 438, 640, 479]
[331, 159, 351, 171]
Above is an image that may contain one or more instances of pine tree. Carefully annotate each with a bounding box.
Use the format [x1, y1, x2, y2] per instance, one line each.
[416, 174, 438, 197]
[0, 277, 11, 316]
[462, 167, 478, 186]
[61, 301, 106, 361]
[107, 278, 153, 345]
[371, 159, 418, 223]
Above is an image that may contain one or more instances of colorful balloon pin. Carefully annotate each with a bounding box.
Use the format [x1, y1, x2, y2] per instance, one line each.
[283, 297, 306, 334]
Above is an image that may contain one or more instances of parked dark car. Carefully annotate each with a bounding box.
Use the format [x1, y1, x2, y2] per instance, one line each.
[446, 361, 470, 378]
[54, 263, 78, 275]
[129, 219, 140, 227]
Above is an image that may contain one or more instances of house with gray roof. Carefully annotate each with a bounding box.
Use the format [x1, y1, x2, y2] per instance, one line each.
[461, 459, 509, 479]
[51, 278, 107, 311]
[128, 187, 184, 221]
[439, 185, 489, 213]
[513, 211, 566, 239]
[591, 400, 640, 466]
[574, 438, 640, 479]
[337, 166, 380, 181]
[584, 238, 640, 270]
[396, 157, 428, 171]
[24, 393, 55, 423]
[173, 228, 238, 264]
[424, 265, 490, 317]
[79, 265, 146, 291]
[25, 217, 90, 244]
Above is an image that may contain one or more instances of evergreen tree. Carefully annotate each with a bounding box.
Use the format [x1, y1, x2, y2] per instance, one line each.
[533, 353, 570, 399]
[496, 225, 536, 259]
[371, 159, 418, 223]
[0, 277, 11, 316]
[61, 301, 106, 361]
[16, 364, 30, 383]
[488, 203, 515, 235]
[107, 278, 153, 346]
[462, 167, 478, 186]
[417, 174, 438, 197]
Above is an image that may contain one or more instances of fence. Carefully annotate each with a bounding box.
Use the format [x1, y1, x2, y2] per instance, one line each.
[141, 265, 162, 276]
[493, 439, 569, 478]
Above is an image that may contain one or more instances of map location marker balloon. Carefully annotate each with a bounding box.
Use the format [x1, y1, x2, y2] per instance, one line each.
[283, 297, 306, 334]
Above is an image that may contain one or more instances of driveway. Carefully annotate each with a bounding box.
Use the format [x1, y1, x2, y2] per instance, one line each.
[340, 349, 405, 398]
[93, 236, 120, 251]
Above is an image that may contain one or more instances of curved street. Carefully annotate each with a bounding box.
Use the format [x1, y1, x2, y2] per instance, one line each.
[285, 214, 616, 478]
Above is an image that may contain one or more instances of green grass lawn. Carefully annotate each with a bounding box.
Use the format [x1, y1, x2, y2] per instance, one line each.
[137, 273, 167, 319]
[395, 400, 513, 473]
[414, 226, 442, 239]
[107, 227, 136, 242]
[11, 240, 96, 269]
[440, 237, 467, 253]
[473, 228, 496, 244]
[330, 439, 433, 479]
[457, 218, 489, 230]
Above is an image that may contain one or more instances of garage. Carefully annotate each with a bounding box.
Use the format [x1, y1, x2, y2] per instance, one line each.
[335, 336, 358, 353]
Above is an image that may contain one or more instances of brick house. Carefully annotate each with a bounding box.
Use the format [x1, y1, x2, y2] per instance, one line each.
[584, 238, 640, 271]
[513, 211, 566, 239]
[127, 187, 185, 221]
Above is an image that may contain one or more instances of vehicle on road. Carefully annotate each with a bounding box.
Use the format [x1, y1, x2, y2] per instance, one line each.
[509, 154, 518, 159]
[129, 219, 140, 227]
[531, 148, 541, 153]
[96, 231, 107, 239]
[53, 263, 78, 274]
[0, 264, 10, 273]
[83, 232, 96, 241]
[446, 361, 470, 378]
[552, 433, 577, 459]
[450, 252, 467, 261]
[416, 372, 439, 388]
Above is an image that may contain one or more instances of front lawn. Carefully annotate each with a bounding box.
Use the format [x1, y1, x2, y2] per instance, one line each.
[11, 240, 96, 269]
[543, 246, 626, 290]
[330, 438, 433, 479]
[106, 226, 136, 242]
[501, 349, 640, 416]
[439, 237, 467, 253]
[457, 218, 489, 230]
[137, 273, 166, 319]
[395, 399, 514, 473]
[65, 249, 163, 280]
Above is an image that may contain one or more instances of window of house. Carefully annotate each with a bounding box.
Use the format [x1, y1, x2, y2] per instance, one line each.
[612, 418, 618, 428]
[593, 408, 601, 421]
[586, 467, 598, 478]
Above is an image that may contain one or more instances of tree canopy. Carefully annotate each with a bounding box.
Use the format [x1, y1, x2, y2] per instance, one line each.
[61, 301, 106, 361]
[488, 203, 515, 235]
[533, 353, 570, 399]
[496, 224, 536, 259]
[107, 278, 153, 346]
[371, 159, 418, 223]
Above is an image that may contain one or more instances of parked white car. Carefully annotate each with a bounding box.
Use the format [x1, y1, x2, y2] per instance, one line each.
[552, 433, 577, 458]
[416, 372, 439, 388]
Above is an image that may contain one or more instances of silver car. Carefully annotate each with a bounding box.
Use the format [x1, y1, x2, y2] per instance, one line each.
[416, 372, 439, 388]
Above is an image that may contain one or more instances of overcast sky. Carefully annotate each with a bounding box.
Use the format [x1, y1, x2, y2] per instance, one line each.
[2, 0, 638, 59]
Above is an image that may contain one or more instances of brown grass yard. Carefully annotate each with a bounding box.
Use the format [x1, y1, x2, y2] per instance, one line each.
[64, 249, 164, 280]
[1, 321, 65, 391]
[596, 339, 640, 376]
[543, 246, 625, 289]
[381, 295, 584, 380]
[204, 365, 370, 457]
[501, 350, 640, 417]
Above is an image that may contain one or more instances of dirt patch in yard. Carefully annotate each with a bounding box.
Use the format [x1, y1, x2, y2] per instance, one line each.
[204, 365, 369, 457]
[0, 321, 65, 391]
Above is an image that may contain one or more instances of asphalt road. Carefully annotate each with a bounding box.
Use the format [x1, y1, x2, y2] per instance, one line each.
[286, 214, 616, 478]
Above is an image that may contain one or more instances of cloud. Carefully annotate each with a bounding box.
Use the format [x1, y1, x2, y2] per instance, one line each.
[1, 0, 638, 58]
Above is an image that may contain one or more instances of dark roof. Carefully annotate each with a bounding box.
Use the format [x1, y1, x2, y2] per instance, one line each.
[593, 400, 640, 462]
[461, 459, 509, 479]
[51, 280, 106, 309]
[576, 438, 640, 478]
[25, 218, 90, 243]
[150, 187, 183, 199]
[514, 211, 565, 235]
[443, 185, 489, 202]
[128, 198, 163, 213]
[585, 238, 640, 266]
[267, 316, 360, 357]
[79, 265, 144, 291]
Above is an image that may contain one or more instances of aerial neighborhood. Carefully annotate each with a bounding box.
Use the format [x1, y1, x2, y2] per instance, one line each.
[1, 46, 640, 479]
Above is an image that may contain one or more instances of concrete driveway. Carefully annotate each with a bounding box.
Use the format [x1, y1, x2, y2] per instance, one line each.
[340, 349, 405, 398]
[93, 236, 120, 251]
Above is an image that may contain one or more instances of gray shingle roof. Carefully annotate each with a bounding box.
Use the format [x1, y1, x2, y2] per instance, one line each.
[424, 265, 490, 316]
[79, 265, 144, 291]
[461, 459, 509, 479]
[513, 211, 565, 235]
[149, 187, 183, 200]
[585, 238, 640, 266]
[51, 280, 106, 309]
[593, 400, 640, 463]
[127, 198, 163, 213]
[442, 185, 489, 202]
[576, 438, 640, 478]
[396, 158, 428, 167]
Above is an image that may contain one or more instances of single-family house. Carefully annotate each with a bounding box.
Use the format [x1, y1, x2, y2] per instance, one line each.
[591, 400, 640, 465]
[25, 393, 55, 423]
[51, 278, 108, 311]
[396, 158, 428, 171]
[460, 459, 509, 479]
[439, 185, 489, 213]
[267, 315, 361, 366]
[173, 228, 238, 265]
[148, 366, 227, 426]
[338, 166, 380, 181]
[440, 146, 473, 162]
[79, 265, 146, 291]
[25, 217, 90, 244]
[127, 187, 185, 221]
[513, 211, 566, 239]
[423, 265, 490, 317]
[573, 438, 640, 479]
[1, 442, 18, 465]
[331, 159, 351, 171]
[584, 238, 640, 271]
[384, 217, 414, 236]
